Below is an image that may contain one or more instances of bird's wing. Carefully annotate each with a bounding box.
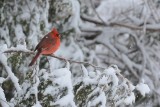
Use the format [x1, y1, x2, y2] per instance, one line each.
[34, 33, 50, 51]
[35, 33, 57, 51]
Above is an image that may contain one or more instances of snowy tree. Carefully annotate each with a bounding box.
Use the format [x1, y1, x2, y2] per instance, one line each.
[1, 0, 160, 106]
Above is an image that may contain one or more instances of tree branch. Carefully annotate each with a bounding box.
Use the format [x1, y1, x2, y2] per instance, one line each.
[4, 49, 106, 70]
[81, 0, 160, 32]
[81, 14, 160, 32]
[48, 54, 106, 69]
[3, 49, 134, 88]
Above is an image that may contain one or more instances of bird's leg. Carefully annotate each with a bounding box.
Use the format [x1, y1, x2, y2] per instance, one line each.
[46, 56, 51, 73]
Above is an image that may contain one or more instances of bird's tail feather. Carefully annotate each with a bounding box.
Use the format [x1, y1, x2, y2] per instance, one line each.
[29, 52, 41, 66]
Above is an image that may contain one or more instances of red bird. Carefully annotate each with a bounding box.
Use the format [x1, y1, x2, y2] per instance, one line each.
[29, 28, 61, 66]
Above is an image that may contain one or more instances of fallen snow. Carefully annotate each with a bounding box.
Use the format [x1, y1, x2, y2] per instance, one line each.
[0, 53, 21, 91]
[0, 87, 9, 107]
[124, 92, 135, 105]
[136, 83, 150, 97]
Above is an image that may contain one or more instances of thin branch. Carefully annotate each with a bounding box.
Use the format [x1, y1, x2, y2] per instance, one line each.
[4, 50, 34, 54]
[3, 49, 134, 89]
[97, 41, 139, 79]
[145, 0, 160, 23]
[81, 0, 160, 32]
[0, 98, 12, 107]
[0, 53, 21, 91]
[4, 50, 106, 70]
[81, 14, 160, 32]
[90, 0, 107, 25]
[48, 54, 106, 69]
[81, 14, 103, 25]
[4, 48, 140, 79]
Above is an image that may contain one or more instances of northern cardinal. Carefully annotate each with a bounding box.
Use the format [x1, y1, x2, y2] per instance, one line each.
[29, 28, 61, 66]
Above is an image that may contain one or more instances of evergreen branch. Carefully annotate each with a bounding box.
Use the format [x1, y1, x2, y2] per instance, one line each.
[4, 49, 134, 89]
[4, 49, 106, 70]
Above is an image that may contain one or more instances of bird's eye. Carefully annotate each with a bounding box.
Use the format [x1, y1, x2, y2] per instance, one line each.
[56, 34, 60, 37]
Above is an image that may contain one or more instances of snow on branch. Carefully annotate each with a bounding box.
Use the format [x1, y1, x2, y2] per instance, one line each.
[2, 46, 144, 86]
[4, 48, 106, 70]
[75, 65, 150, 106]
[80, 0, 160, 32]
[1, 45, 151, 106]
[0, 45, 21, 92]
[50, 68, 76, 107]
[81, 14, 160, 31]
[0, 55, 21, 91]
[0, 87, 10, 107]
[0, 0, 158, 106]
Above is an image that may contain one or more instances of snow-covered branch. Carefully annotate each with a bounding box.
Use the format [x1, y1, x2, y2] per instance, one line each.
[81, 11, 160, 32]
[0, 0, 158, 106]
[4, 49, 106, 70]
[0, 51, 21, 91]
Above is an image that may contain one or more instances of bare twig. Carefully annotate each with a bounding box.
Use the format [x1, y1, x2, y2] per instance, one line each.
[25, 0, 32, 13]
[81, 14, 160, 32]
[48, 54, 106, 69]
[4, 48, 140, 85]
[97, 41, 139, 79]
[4, 45, 138, 78]
[0, 98, 12, 107]
[82, 0, 160, 32]
[0, 53, 22, 91]
[4, 49, 135, 83]
[145, 0, 160, 23]
[3, 49, 135, 90]
[4, 50, 34, 54]
[4, 50, 106, 70]
[90, 0, 107, 25]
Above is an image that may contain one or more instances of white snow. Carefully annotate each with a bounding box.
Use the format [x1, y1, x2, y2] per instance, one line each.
[42, 71, 49, 81]
[90, 90, 106, 107]
[104, 67, 119, 88]
[70, 0, 81, 34]
[0, 53, 21, 91]
[6, 44, 31, 53]
[96, 0, 143, 23]
[0, 26, 11, 46]
[44, 86, 53, 95]
[124, 92, 135, 105]
[136, 83, 150, 97]
[0, 77, 5, 84]
[15, 24, 26, 41]
[32, 101, 42, 107]
[81, 65, 89, 77]
[20, 12, 31, 21]
[44, 68, 76, 107]
[0, 0, 155, 106]
[0, 44, 7, 52]
[129, 84, 135, 91]
[53, 93, 76, 107]
[0, 87, 9, 107]
[53, 68, 72, 88]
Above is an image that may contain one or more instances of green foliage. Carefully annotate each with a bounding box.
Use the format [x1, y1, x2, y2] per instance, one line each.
[7, 53, 22, 71]
[18, 94, 36, 107]
[7, 53, 25, 84]
[74, 82, 92, 106]
[2, 80, 14, 101]
[14, 70, 69, 107]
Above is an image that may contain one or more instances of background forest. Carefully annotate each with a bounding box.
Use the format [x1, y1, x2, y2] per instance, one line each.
[0, 0, 159, 107]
